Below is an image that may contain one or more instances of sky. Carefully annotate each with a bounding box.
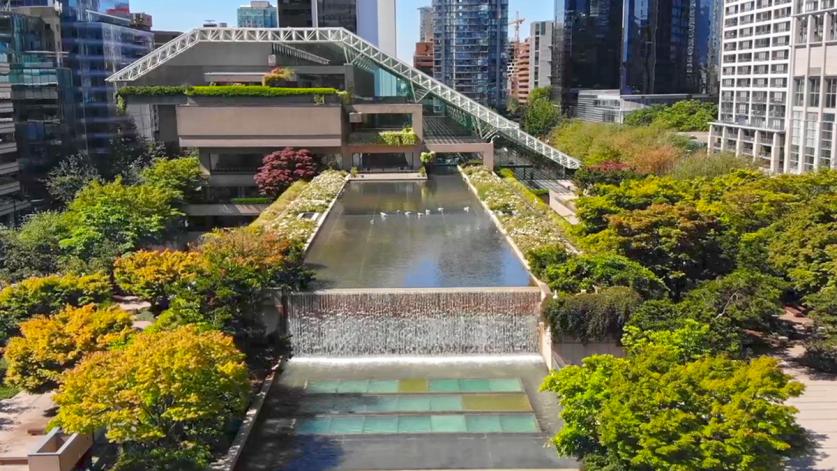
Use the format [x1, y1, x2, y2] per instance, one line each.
[130, 0, 555, 62]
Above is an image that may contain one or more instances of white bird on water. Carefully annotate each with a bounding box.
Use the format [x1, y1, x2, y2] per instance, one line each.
[405, 211, 412, 217]
[380, 212, 387, 218]
[438, 208, 444, 214]
[464, 206, 471, 212]
[425, 209, 431, 215]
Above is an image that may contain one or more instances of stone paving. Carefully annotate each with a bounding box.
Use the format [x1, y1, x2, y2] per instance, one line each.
[0, 391, 55, 468]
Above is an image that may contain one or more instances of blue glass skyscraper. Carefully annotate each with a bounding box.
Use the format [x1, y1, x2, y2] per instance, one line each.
[238, 1, 279, 28]
[432, 0, 509, 110]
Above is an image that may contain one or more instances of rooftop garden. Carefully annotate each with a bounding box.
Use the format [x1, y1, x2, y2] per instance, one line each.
[117, 84, 352, 109]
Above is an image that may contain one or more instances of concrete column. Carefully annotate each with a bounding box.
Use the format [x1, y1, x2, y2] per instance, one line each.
[736, 128, 745, 155]
[772, 132, 783, 172]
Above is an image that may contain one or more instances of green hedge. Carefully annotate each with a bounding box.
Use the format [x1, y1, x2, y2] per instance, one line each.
[186, 85, 340, 97]
[230, 197, 273, 204]
[117, 86, 190, 97]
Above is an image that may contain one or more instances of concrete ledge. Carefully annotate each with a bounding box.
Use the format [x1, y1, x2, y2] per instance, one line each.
[349, 172, 427, 181]
[210, 360, 285, 471]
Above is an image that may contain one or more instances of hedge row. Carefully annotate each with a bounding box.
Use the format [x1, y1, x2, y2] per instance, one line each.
[117, 85, 342, 98]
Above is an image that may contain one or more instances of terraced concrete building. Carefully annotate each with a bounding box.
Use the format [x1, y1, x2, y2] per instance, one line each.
[109, 27, 579, 230]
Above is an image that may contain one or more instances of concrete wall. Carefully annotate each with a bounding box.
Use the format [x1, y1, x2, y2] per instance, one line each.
[551, 340, 625, 367]
[176, 103, 343, 148]
[28, 430, 92, 471]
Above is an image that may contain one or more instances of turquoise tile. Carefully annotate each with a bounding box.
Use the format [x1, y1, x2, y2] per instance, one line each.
[337, 380, 369, 394]
[500, 414, 539, 433]
[397, 415, 431, 433]
[363, 416, 398, 434]
[307, 380, 339, 393]
[367, 380, 398, 393]
[330, 416, 365, 434]
[398, 396, 431, 412]
[429, 378, 460, 393]
[296, 417, 330, 435]
[488, 378, 523, 392]
[466, 414, 503, 433]
[365, 395, 399, 413]
[429, 395, 463, 412]
[431, 414, 467, 433]
[460, 379, 491, 392]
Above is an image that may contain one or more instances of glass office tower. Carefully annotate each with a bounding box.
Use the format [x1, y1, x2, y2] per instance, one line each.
[432, 0, 509, 109]
[58, 0, 152, 156]
[238, 1, 280, 28]
[276, 0, 358, 31]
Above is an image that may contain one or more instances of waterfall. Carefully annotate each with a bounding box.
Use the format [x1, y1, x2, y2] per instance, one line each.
[286, 288, 542, 356]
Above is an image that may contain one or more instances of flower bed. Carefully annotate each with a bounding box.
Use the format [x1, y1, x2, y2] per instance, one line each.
[460, 164, 568, 255]
[252, 170, 347, 244]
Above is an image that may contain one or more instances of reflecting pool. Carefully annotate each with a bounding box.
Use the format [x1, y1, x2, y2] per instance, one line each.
[304, 170, 533, 288]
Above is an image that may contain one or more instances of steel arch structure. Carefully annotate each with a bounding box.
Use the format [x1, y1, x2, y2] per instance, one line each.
[107, 27, 581, 170]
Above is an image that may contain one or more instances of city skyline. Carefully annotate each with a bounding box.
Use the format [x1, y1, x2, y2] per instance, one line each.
[131, 0, 554, 61]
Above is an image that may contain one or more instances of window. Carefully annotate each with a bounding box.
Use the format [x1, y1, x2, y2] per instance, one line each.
[821, 113, 834, 163]
[794, 78, 805, 106]
[798, 17, 809, 43]
[826, 78, 837, 107]
[813, 15, 824, 42]
[809, 77, 821, 106]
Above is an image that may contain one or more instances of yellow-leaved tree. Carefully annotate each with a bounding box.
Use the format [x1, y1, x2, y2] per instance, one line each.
[113, 249, 204, 312]
[53, 325, 250, 470]
[3, 304, 133, 392]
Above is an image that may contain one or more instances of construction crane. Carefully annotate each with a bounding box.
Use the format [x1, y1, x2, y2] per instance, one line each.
[509, 11, 525, 44]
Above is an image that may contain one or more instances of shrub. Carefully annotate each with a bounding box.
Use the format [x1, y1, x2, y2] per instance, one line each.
[542, 253, 669, 299]
[544, 286, 643, 342]
[52, 326, 250, 469]
[526, 243, 570, 279]
[4, 304, 134, 392]
[117, 86, 190, 97]
[254, 148, 319, 197]
[573, 161, 640, 192]
[0, 273, 112, 343]
[0, 211, 72, 283]
[624, 100, 718, 132]
[670, 152, 757, 179]
[114, 250, 204, 312]
[185, 85, 339, 97]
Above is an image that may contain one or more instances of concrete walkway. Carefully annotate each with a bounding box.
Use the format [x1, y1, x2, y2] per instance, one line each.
[780, 345, 837, 470]
[0, 392, 55, 468]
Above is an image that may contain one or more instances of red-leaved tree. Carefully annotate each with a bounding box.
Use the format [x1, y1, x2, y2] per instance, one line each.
[254, 148, 318, 197]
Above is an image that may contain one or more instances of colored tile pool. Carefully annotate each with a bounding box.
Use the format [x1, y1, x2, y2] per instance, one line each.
[295, 414, 540, 435]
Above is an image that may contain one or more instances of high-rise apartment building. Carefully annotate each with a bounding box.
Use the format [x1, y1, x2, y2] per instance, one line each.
[418, 6, 433, 42]
[238, 1, 279, 28]
[433, 0, 509, 109]
[529, 21, 554, 91]
[708, 0, 837, 173]
[508, 41, 531, 105]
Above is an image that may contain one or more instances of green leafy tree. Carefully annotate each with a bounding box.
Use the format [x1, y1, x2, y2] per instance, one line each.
[0, 212, 72, 283]
[525, 243, 569, 280]
[542, 252, 668, 299]
[113, 250, 204, 312]
[158, 228, 309, 337]
[139, 157, 204, 200]
[60, 178, 182, 262]
[44, 154, 100, 205]
[609, 203, 732, 296]
[522, 88, 560, 137]
[542, 321, 807, 470]
[52, 326, 250, 470]
[543, 287, 643, 342]
[3, 305, 134, 392]
[0, 273, 112, 344]
[625, 100, 718, 131]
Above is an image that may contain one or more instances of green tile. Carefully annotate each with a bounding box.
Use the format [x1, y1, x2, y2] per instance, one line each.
[460, 379, 491, 392]
[500, 414, 539, 433]
[462, 394, 532, 412]
[397, 415, 431, 433]
[431, 414, 467, 433]
[429, 378, 460, 393]
[465, 414, 503, 433]
[367, 380, 398, 393]
[296, 417, 330, 435]
[363, 416, 398, 434]
[330, 416, 365, 434]
[430, 395, 463, 412]
[364, 396, 399, 413]
[399, 379, 428, 393]
[398, 396, 431, 412]
[307, 380, 339, 393]
[488, 378, 523, 392]
[337, 380, 369, 394]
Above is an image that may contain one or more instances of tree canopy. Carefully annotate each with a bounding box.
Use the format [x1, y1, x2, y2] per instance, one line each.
[624, 100, 718, 131]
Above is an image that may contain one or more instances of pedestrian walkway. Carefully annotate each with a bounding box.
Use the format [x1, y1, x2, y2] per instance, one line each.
[780, 345, 837, 470]
[0, 392, 55, 470]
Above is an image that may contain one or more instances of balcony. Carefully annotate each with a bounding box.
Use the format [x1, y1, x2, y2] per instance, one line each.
[0, 179, 21, 196]
[0, 142, 16, 155]
[0, 160, 19, 175]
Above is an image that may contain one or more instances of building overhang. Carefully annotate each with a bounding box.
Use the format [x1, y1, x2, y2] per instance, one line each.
[108, 27, 581, 170]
